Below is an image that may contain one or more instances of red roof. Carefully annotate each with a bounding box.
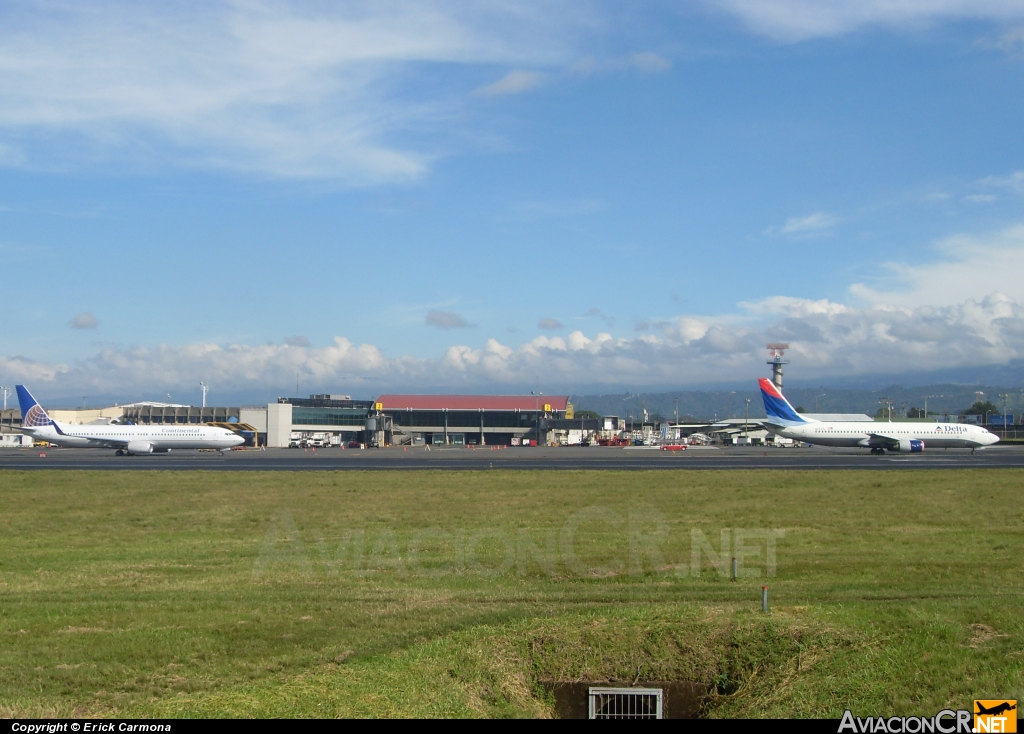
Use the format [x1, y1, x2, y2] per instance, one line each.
[375, 395, 569, 411]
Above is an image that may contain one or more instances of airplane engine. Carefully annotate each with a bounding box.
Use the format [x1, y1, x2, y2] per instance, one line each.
[126, 440, 154, 455]
[896, 439, 924, 453]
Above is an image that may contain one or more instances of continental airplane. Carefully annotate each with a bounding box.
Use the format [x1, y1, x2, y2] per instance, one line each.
[758, 378, 999, 454]
[16, 385, 244, 455]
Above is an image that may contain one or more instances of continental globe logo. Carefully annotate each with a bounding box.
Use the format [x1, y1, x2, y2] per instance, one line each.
[22, 403, 50, 428]
[975, 701, 1017, 733]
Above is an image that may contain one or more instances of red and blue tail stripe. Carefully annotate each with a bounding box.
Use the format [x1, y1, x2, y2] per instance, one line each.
[758, 378, 810, 425]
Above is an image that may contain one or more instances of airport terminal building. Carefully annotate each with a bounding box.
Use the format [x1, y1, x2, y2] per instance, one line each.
[264, 393, 570, 447]
[0, 392, 572, 448]
[377, 394, 570, 447]
[265, 394, 374, 447]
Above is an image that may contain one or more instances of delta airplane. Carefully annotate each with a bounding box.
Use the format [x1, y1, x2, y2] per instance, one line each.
[16, 385, 245, 455]
[758, 378, 999, 454]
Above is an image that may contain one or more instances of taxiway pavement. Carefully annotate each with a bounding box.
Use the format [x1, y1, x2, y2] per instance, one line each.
[0, 444, 1021, 470]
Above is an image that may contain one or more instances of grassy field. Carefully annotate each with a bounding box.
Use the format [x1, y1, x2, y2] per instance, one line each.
[0, 469, 1021, 718]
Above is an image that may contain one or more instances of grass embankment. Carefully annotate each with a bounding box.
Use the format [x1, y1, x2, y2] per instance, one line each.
[0, 470, 1020, 717]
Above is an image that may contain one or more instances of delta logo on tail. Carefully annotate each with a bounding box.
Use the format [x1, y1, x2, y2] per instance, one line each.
[758, 377, 813, 426]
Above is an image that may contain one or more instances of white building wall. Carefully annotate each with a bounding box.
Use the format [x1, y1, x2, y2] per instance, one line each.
[266, 403, 293, 448]
[239, 407, 268, 432]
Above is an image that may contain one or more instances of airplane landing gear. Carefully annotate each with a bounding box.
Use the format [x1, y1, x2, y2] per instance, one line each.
[115, 449, 125, 456]
[870, 447, 885, 455]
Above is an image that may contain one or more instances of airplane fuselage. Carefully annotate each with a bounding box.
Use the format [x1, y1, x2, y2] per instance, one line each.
[773, 421, 998, 449]
[24, 422, 243, 452]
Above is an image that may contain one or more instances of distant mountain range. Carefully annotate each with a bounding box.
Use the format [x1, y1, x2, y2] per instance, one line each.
[34, 359, 1024, 418]
[571, 383, 1020, 423]
[572, 360, 1024, 421]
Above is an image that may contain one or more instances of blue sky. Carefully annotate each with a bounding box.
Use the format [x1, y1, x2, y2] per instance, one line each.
[2, 1, 1024, 403]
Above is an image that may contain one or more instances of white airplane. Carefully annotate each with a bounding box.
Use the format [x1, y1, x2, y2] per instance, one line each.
[758, 378, 999, 454]
[16, 385, 245, 455]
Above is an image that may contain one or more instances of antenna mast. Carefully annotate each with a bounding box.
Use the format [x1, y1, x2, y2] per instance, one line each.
[766, 343, 789, 390]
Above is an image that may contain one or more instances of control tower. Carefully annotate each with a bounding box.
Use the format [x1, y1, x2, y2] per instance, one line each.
[766, 343, 789, 390]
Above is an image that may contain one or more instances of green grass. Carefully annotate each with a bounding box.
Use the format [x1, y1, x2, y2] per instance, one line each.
[0, 470, 1021, 717]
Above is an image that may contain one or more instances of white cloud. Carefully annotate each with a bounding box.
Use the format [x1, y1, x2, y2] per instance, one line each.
[712, 0, 1024, 42]
[538, 317, 563, 330]
[474, 70, 545, 96]
[585, 306, 615, 326]
[965, 194, 996, 203]
[425, 310, 473, 329]
[0, 1, 1015, 182]
[994, 25, 1024, 52]
[742, 296, 851, 318]
[13, 220, 1024, 395]
[0, 143, 25, 166]
[8, 290, 1024, 395]
[68, 312, 99, 330]
[620, 52, 672, 73]
[765, 211, 840, 237]
[0, 354, 69, 383]
[509, 197, 602, 220]
[14, 291, 1024, 394]
[978, 170, 1024, 195]
[569, 52, 672, 76]
[849, 224, 1024, 307]
[0, 1, 586, 180]
[755, 294, 1024, 374]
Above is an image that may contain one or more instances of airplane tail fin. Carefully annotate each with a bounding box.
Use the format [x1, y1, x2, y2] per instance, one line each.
[759, 378, 815, 426]
[16, 385, 53, 428]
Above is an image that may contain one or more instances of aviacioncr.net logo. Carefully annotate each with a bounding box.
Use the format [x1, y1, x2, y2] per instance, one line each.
[839, 710, 972, 733]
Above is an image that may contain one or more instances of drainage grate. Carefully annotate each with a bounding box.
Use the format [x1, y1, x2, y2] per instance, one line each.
[588, 687, 663, 719]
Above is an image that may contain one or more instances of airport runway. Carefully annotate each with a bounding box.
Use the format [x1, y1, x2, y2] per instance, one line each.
[0, 444, 1022, 470]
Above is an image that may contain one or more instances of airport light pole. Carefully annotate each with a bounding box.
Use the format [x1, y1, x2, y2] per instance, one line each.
[922, 395, 943, 420]
[531, 391, 543, 444]
[815, 392, 825, 413]
[878, 396, 890, 421]
[999, 393, 1009, 439]
[744, 398, 750, 441]
[0, 386, 8, 411]
[200, 382, 209, 409]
